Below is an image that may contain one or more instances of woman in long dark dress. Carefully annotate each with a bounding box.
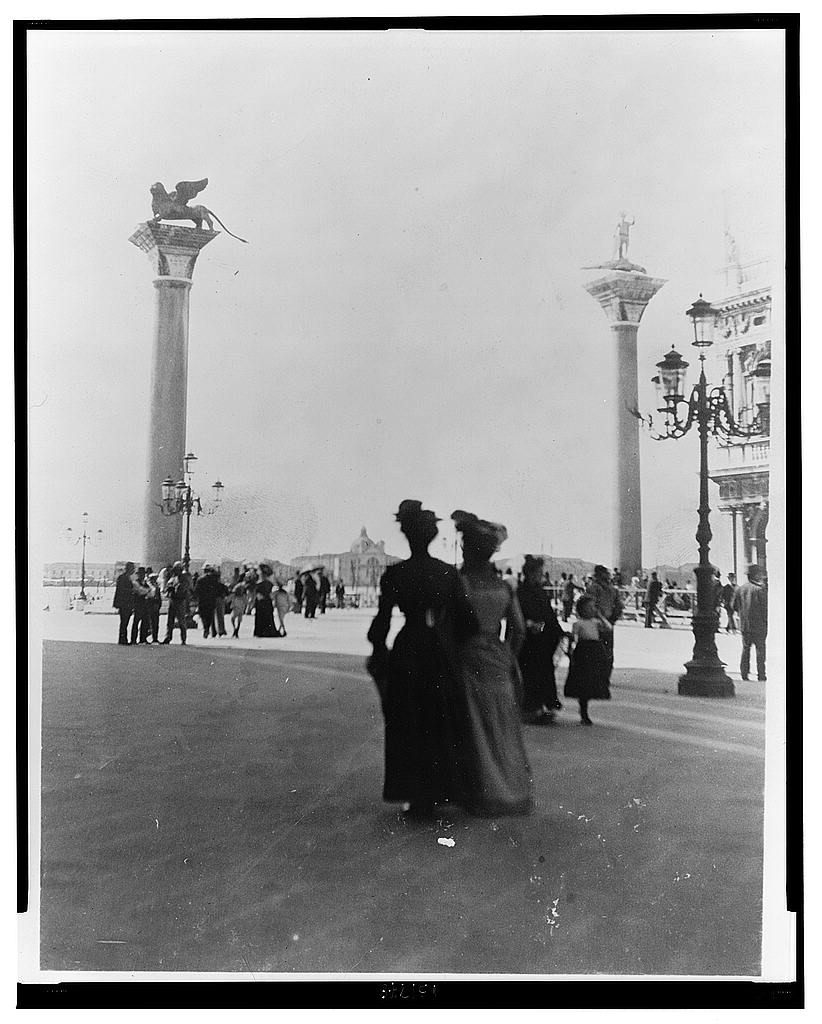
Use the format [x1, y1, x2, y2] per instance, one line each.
[253, 564, 279, 637]
[451, 510, 533, 817]
[516, 554, 566, 725]
[366, 500, 477, 817]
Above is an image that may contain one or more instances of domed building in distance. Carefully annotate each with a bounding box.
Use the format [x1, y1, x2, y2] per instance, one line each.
[291, 526, 402, 593]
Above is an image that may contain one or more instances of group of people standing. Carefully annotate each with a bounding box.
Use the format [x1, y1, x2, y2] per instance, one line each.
[292, 569, 335, 618]
[112, 560, 200, 645]
[112, 560, 294, 644]
[112, 562, 164, 645]
[366, 501, 619, 820]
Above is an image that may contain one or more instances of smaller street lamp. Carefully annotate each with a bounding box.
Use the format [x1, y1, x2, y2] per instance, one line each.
[66, 512, 103, 601]
[157, 452, 224, 571]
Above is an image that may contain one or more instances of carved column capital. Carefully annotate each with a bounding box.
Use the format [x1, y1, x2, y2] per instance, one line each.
[129, 221, 219, 284]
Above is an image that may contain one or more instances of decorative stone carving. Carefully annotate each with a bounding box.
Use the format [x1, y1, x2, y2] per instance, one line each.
[129, 221, 219, 282]
[583, 271, 667, 325]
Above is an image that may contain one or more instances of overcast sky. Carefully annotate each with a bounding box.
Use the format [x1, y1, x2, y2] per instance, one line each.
[27, 28, 784, 569]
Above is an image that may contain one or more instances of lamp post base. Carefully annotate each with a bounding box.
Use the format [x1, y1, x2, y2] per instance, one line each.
[678, 661, 735, 698]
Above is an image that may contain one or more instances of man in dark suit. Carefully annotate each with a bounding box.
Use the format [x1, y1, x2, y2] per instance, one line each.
[113, 562, 136, 645]
[318, 571, 331, 614]
[644, 571, 664, 628]
[303, 572, 319, 619]
[162, 562, 192, 645]
[722, 572, 739, 633]
[733, 564, 768, 681]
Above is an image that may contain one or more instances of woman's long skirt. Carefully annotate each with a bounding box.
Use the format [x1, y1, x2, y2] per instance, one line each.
[253, 597, 279, 637]
[518, 634, 560, 713]
[458, 637, 533, 816]
[564, 639, 611, 700]
[382, 624, 461, 806]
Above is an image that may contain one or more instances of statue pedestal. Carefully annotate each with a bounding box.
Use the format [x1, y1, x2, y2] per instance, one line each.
[583, 267, 666, 578]
[129, 222, 218, 571]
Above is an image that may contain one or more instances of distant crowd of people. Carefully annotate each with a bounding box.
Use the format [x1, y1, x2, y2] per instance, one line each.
[112, 561, 349, 646]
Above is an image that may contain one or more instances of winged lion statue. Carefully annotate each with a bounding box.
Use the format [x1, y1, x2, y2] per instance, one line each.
[150, 178, 248, 243]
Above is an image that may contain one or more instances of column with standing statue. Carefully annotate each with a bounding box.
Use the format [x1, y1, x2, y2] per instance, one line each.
[582, 215, 666, 578]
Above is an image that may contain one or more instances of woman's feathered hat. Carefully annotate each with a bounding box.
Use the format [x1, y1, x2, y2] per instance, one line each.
[522, 554, 544, 573]
[451, 509, 508, 552]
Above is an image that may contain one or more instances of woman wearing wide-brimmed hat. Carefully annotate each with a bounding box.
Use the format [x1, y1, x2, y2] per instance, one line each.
[366, 500, 477, 818]
[451, 510, 533, 817]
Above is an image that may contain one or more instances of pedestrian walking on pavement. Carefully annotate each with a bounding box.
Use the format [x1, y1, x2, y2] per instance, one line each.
[516, 554, 566, 725]
[213, 570, 229, 637]
[451, 509, 533, 816]
[586, 565, 624, 680]
[561, 573, 578, 622]
[274, 582, 291, 636]
[194, 565, 218, 638]
[229, 581, 246, 637]
[161, 562, 191, 645]
[564, 595, 612, 724]
[723, 572, 739, 633]
[145, 572, 162, 644]
[253, 564, 279, 637]
[335, 579, 346, 609]
[303, 572, 319, 619]
[366, 499, 477, 818]
[130, 566, 150, 645]
[244, 566, 259, 614]
[644, 571, 665, 628]
[293, 574, 304, 613]
[318, 570, 331, 614]
[733, 564, 768, 681]
[113, 561, 136, 645]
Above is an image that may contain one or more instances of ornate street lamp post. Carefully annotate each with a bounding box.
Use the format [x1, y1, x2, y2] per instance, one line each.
[641, 295, 767, 698]
[158, 451, 224, 571]
[66, 513, 103, 601]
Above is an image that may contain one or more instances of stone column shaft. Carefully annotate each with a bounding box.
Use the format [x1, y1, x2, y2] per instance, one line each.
[143, 278, 191, 571]
[583, 261, 666, 578]
[129, 222, 218, 571]
[612, 322, 642, 577]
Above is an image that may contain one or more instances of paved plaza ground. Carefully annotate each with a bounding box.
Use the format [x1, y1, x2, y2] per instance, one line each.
[34, 607, 767, 976]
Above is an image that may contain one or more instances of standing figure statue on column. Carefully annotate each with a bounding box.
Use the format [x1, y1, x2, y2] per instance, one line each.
[614, 212, 635, 261]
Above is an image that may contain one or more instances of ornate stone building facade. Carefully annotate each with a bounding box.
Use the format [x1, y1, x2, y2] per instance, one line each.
[709, 250, 772, 573]
[291, 527, 402, 588]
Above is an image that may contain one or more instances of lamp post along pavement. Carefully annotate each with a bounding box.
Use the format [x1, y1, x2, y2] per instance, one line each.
[66, 513, 103, 602]
[639, 296, 768, 698]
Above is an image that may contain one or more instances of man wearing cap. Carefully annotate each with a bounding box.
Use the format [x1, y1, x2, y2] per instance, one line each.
[586, 565, 624, 679]
[732, 565, 768, 681]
